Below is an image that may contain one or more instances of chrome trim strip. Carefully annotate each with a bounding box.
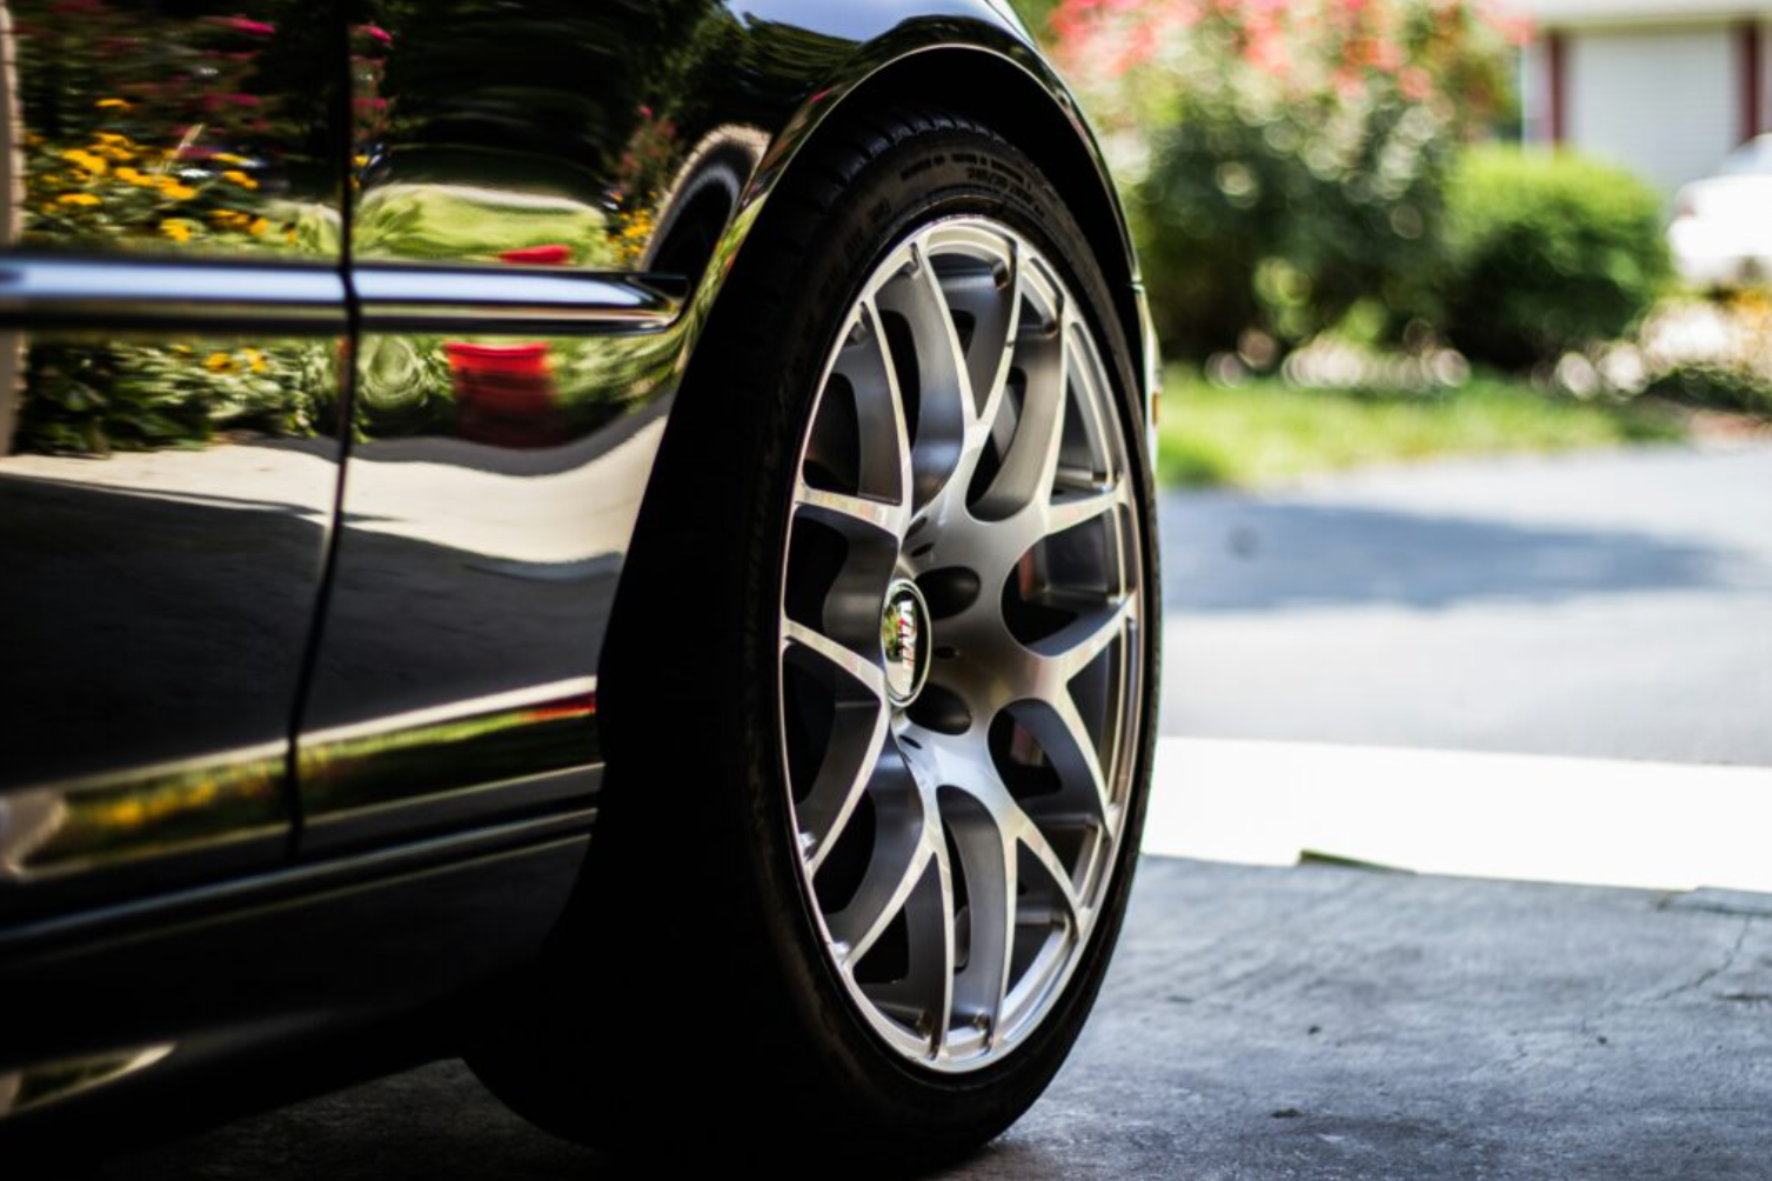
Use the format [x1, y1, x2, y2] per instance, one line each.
[300, 676, 599, 750]
[301, 765, 601, 853]
[0, 809, 595, 951]
[0, 256, 683, 335]
[297, 677, 601, 847]
[0, 255, 347, 332]
[0, 1044, 174, 1118]
[0, 742, 290, 886]
[352, 263, 683, 333]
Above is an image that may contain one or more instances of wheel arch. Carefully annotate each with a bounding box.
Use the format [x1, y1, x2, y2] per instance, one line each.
[778, 40, 1149, 394]
[663, 28, 1154, 431]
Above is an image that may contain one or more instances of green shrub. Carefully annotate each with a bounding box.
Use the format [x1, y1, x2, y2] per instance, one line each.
[1044, 0, 1521, 358]
[1437, 146, 1672, 368]
[1644, 362, 1772, 417]
[1135, 97, 1453, 356]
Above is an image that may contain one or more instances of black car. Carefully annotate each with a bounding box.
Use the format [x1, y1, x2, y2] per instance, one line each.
[0, 0, 1160, 1166]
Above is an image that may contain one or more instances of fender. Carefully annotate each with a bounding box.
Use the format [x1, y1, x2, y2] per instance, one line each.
[660, 1, 1152, 421]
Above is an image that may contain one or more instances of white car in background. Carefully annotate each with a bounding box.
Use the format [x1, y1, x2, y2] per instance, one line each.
[1669, 134, 1772, 289]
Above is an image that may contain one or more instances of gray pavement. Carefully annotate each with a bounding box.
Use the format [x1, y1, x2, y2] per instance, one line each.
[101, 858, 1772, 1180]
[1160, 443, 1772, 764]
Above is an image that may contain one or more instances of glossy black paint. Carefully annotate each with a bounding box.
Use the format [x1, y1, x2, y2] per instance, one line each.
[0, 0, 352, 928]
[0, 0, 1149, 1156]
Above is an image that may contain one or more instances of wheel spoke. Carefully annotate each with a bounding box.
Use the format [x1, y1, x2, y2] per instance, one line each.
[798, 700, 892, 873]
[821, 302, 913, 512]
[971, 307, 1068, 518]
[1017, 693, 1114, 832]
[828, 822, 933, 963]
[959, 250, 1024, 441]
[794, 482, 905, 540]
[861, 297, 916, 522]
[873, 245, 970, 510]
[913, 252, 978, 418]
[1041, 480, 1125, 540]
[925, 828, 958, 1056]
[1039, 595, 1134, 682]
[946, 784, 1018, 1040]
[783, 618, 886, 701]
[1014, 813, 1085, 931]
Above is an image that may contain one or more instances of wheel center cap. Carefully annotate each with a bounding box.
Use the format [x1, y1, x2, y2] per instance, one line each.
[881, 580, 931, 707]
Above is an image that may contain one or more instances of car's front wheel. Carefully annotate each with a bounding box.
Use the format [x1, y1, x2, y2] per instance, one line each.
[469, 106, 1159, 1168]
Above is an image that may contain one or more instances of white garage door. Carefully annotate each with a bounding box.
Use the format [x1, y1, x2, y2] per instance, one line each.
[1568, 24, 1738, 193]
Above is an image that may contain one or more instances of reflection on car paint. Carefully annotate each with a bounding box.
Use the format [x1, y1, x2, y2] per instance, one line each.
[0, 742, 285, 892]
[0, 0, 347, 917]
[10, 0, 341, 260]
[295, 328, 675, 846]
[0, 1043, 173, 1118]
[294, 0, 785, 845]
[0, 331, 343, 781]
[298, 677, 600, 851]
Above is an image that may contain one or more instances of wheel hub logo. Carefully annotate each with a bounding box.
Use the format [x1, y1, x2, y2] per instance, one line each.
[882, 581, 931, 706]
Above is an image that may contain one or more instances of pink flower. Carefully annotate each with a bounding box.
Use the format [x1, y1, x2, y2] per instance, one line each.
[219, 16, 276, 36]
[1397, 65, 1432, 101]
[499, 244, 573, 265]
[1479, 0, 1534, 46]
[201, 92, 263, 111]
[361, 23, 393, 44]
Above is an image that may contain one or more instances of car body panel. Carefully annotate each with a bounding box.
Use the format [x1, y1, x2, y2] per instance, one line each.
[0, 0, 350, 924]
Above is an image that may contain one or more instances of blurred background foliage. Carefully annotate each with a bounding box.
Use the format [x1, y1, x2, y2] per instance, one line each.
[1434, 145, 1671, 369]
[1018, 0, 1770, 484]
[1044, 0, 1523, 357]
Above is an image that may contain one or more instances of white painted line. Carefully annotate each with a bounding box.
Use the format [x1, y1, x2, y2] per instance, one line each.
[1144, 737, 1772, 894]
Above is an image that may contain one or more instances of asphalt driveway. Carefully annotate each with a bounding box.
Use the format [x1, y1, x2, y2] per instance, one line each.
[1160, 442, 1772, 764]
[97, 858, 1772, 1180]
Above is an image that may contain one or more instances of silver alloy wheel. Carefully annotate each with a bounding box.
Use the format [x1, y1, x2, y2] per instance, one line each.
[778, 216, 1144, 1072]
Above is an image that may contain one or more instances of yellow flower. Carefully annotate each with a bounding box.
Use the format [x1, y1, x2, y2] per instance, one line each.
[353, 153, 370, 168]
[60, 148, 107, 175]
[247, 217, 270, 236]
[56, 192, 100, 206]
[159, 181, 197, 201]
[93, 132, 133, 146]
[284, 227, 299, 244]
[212, 153, 250, 166]
[159, 218, 197, 243]
[95, 97, 133, 111]
[221, 169, 258, 191]
[242, 348, 268, 373]
[204, 352, 237, 373]
[106, 798, 147, 828]
[114, 166, 143, 184]
[210, 209, 250, 229]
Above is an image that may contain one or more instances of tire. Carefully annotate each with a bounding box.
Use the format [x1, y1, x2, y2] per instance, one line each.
[467, 106, 1160, 1169]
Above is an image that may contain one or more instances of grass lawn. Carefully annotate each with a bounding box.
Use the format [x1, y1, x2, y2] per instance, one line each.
[1156, 369, 1686, 487]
